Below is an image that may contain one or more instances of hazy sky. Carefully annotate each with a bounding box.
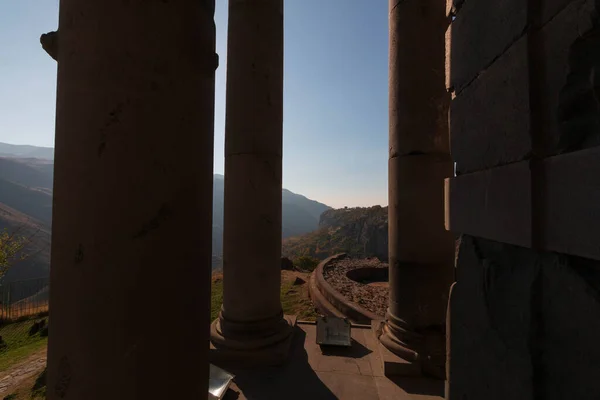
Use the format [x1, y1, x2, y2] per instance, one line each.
[0, 1, 388, 208]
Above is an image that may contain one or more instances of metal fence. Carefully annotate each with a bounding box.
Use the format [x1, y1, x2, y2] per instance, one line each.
[0, 277, 50, 356]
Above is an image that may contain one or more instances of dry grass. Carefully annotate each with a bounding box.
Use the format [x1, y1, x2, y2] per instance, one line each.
[211, 273, 224, 321]
[210, 270, 319, 322]
[280, 271, 319, 320]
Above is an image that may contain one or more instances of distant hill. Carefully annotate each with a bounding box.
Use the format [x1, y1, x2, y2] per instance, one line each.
[0, 142, 54, 160]
[0, 156, 54, 282]
[0, 201, 51, 283]
[0, 145, 331, 276]
[0, 176, 53, 225]
[282, 205, 388, 262]
[211, 174, 331, 269]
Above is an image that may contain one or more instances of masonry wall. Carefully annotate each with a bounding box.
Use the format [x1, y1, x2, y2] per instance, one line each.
[445, 0, 600, 399]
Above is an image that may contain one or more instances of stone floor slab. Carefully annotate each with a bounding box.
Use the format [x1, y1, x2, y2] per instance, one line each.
[214, 322, 444, 400]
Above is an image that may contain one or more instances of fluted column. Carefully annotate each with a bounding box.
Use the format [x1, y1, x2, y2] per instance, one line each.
[210, 0, 292, 363]
[46, 1, 217, 398]
[380, 0, 455, 378]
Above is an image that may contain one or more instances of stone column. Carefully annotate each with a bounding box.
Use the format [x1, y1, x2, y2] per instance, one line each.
[380, 0, 455, 378]
[46, 1, 217, 399]
[210, 0, 292, 364]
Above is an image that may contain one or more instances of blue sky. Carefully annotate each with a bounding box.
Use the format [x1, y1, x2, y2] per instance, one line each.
[0, 1, 388, 208]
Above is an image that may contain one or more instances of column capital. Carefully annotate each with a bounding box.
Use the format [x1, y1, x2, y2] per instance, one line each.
[40, 31, 58, 61]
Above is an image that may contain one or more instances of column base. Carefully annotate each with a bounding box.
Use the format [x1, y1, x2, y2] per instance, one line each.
[209, 315, 296, 367]
[375, 317, 447, 379]
[372, 319, 421, 377]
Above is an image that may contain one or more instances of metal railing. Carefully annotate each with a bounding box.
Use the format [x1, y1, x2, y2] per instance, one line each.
[0, 277, 49, 321]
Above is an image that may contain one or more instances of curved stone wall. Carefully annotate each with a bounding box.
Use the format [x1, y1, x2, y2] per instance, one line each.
[309, 254, 380, 324]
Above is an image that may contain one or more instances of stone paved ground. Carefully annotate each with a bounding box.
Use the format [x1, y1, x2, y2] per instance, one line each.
[217, 322, 444, 400]
[323, 258, 389, 317]
[0, 350, 46, 397]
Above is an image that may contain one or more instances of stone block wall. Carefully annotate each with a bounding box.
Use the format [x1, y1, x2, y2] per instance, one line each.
[445, 0, 600, 399]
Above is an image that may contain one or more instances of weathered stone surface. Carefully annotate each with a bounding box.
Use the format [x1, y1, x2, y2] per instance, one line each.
[389, 0, 450, 156]
[378, 340, 421, 377]
[221, 153, 282, 320]
[537, 254, 600, 400]
[541, 0, 579, 25]
[448, 147, 600, 260]
[537, 0, 600, 156]
[556, 7, 600, 151]
[448, 0, 528, 92]
[387, 155, 455, 347]
[385, 0, 455, 372]
[389, 155, 455, 266]
[209, 315, 297, 368]
[224, 0, 283, 158]
[451, 37, 530, 174]
[47, 0, 216, 398]
[386, 154, 454, 376]
[213, 0, 293, 360]
[445, 161, 532, 247]
[542, 147, 600, 261]
[449, 235, 536, 400]
[40, 31, 58, 61]
[449, 235, 600, 399]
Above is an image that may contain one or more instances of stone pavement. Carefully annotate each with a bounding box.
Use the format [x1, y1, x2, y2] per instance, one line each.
[214, 322, 444, 400]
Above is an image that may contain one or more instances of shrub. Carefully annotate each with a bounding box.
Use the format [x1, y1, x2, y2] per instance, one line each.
[293, 256, 320, 272]
[31, 368, 47, 399]
[29, 320, 46, 336]
[0, 228, 28, 279]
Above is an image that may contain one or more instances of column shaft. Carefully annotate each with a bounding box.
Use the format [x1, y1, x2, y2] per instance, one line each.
[381, 0, 455, 378]
[47, 1, 217, 398]
[211, 0, 292, 353]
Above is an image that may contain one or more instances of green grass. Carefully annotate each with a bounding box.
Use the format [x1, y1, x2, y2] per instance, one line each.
[211, 273, 319, 322]
[0, 338, 47, 372]
[0, 317, 48, 373]
[280, 279, 319, 321]
[0, 318, 46, 349]
[211, 278, 224, 321]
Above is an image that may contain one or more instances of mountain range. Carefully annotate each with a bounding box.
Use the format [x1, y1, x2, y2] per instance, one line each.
[0, 142, 330, 279]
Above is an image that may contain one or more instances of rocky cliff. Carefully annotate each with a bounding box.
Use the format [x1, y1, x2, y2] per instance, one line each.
[282, 205, 388, 261]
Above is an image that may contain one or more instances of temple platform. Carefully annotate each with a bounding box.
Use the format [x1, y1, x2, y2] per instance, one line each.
[211, 321, 444, 400]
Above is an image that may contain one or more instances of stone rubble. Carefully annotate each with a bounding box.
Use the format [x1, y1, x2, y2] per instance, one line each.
[322, 258, 389, 318]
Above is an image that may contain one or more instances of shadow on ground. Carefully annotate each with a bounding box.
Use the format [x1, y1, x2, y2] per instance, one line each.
[390, 376, 444, 397]
[220, 326, 337, 400]
[319, 338, 372, 359]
